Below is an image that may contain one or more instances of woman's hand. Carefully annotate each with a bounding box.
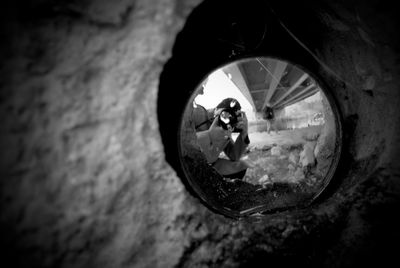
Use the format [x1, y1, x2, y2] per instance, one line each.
[208, 116, 232, 151]
[235, 111, 248, 137]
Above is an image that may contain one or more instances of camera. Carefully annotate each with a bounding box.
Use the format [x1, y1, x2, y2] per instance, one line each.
[217, 108, 243, 132]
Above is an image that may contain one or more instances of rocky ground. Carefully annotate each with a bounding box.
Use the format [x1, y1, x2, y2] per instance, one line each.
[241, 126, 325, 192]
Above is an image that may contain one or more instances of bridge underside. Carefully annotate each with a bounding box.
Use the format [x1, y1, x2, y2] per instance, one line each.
[222, 58, 319, 113]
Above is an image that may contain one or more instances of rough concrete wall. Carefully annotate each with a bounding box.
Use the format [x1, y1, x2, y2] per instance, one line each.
[0, 0, 399, 268]
[316, 0, 400, 179]
[0, 0, 203, 267]
[304, 1, 400, 266]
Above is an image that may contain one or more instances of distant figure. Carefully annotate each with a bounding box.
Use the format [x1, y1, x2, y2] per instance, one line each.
[263, 106, 275, 134]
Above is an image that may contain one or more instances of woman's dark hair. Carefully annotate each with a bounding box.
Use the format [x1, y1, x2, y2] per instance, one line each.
[216, 98, 241, 111]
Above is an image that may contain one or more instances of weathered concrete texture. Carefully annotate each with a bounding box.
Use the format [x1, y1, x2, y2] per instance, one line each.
[0, 0, 399, 268]
[0, 0, 202, 267]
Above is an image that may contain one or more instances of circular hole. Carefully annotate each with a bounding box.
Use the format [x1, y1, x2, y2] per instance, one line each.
[178, 56, 342, 217]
